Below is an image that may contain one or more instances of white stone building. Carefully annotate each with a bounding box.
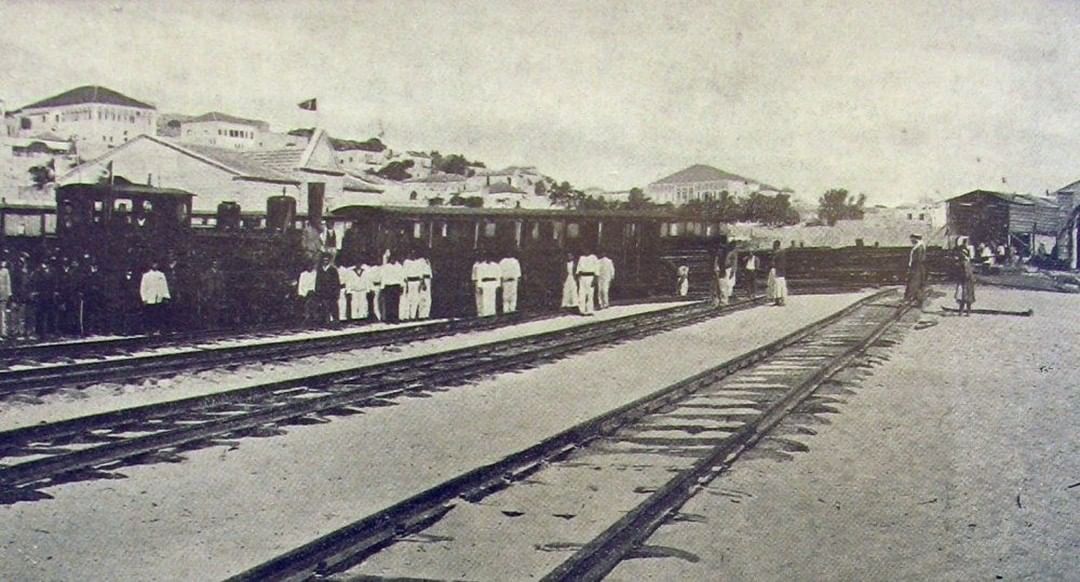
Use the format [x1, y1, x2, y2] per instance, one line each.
[646, 164, 787, 205]
[177, 112, 270, 150]
[5, 86, 157, 159]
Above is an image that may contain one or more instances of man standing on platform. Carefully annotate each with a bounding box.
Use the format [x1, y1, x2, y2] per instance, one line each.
[314, 252, 342, 325]
[418, 256, 433, 319]
[597, 254, 614, 309]
[743, 251, 758, 298]
[139, 261, 171, 334]
[905, 233, 927, 306]
[576, 251, 599, 315]
[766, 240, 788, 306]
[403, 249, 425, 321]
[380, 252, 405, 323]
[499, 253, 522, 314]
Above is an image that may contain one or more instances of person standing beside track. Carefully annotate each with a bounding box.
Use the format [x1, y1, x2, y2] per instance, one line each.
[596, 254, 614, 310]
[477, 253, 501, 317]
[139, 261, 171, 334]
[357, 261, 381, 321]
[418, 256, 433, 319]
[403, 249, 425, 321]
[0, 260, 11, 338]
[313, 253, 342, 326]
[954, 245, 976, 316]
[338, 261, 361, 322]
[380, 252, 405, 324]
[743, 251, 759, 298]
[766, 240, 788, 306]
[499, 253, 522, 314]
[905, 233, 927, 307]
[560, 252, 578, 312]
[576, 251, 599, 315]
[715, 243, 737, 304]
[296, 263, 317, 324]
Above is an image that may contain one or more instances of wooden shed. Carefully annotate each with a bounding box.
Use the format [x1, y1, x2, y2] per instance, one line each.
[945, 190, 1059, 251]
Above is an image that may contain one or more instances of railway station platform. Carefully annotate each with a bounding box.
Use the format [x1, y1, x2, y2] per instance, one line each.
[0, 291, 878, 581]
[607, 287, 1079, 581]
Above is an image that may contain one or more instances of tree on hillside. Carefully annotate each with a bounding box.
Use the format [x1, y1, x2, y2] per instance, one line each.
[817, 188, 866, 226]
[430, 152, 483, 176]
[534, 180, 548, 197]
[368, 159, 415, 181]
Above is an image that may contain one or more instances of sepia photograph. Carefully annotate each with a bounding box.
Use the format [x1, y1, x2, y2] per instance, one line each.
[0, 1, 1077, 580]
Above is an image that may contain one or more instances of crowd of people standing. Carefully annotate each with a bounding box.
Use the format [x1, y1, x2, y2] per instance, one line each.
[0, 249, 237, 341]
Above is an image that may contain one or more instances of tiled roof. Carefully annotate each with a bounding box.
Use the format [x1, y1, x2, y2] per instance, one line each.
[184, 111, 267, 128]
[181, 143, 298, 183]
[344, 175, 384, 193]
[22, 85, 155, 110]
[652, 164, 756, 185]
[235, 149, 305, 175]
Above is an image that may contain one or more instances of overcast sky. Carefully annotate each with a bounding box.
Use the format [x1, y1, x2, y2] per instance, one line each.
[2, 0, 1079, 204]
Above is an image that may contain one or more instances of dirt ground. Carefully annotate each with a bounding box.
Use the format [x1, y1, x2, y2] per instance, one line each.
[608, 287, 1080, 581]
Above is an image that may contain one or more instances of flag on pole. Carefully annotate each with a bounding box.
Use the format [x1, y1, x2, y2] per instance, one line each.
[298, 98, 318, 111]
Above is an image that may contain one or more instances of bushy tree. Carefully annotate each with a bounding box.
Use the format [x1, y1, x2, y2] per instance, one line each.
[368, 159, 415, 181]
[817, 188, 866, 226]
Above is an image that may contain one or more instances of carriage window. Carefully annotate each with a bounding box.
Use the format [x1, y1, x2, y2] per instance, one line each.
[553, 221, 565, 241]
[114, 200, 129, 212]
[567, 222, 580, 239]
[143, 200, 154, 212]
[530, 222, 540, 240]
[439, 222, 449, 237]
[483, 221, 496, 237]
[93, 200, 104, 212]
[625, 223, 637, 238]
[413, 222, 424, 238]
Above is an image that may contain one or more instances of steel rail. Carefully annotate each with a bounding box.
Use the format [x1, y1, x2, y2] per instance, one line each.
[221, 288, 896, 582]
[542, 293, 909, 581]
[0, 299, 756, 491]
[0, 311, 549, 395]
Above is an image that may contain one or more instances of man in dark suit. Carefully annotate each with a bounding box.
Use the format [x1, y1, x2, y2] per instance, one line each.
[313, 252, 342, 325]
[905, 233, 927, 306]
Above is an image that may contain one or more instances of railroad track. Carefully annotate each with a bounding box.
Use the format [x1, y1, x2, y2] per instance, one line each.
[0, 310, 557, 396]
[0, 296, 763, 499]
[222, 288, 907, 582]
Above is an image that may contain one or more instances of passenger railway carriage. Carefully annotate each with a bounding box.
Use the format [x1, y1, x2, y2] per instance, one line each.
[330, 205, 710, 316]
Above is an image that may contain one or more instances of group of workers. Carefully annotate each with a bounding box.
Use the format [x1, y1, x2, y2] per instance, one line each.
[560, 251, 616, 316]
[297, 250, 434, 326]
[471, 253, 522, 317]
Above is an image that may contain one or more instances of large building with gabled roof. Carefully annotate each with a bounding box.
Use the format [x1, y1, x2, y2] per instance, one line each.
[6, 85, 158, 158]
[646, 163, 786, 205]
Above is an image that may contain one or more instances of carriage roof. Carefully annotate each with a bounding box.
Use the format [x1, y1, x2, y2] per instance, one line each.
[330, 204, 674, 221]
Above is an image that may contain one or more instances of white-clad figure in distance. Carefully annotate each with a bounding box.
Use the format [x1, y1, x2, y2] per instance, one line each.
[499, 254, 522, 314]
[576, 251, 599, 315]
[596, 254, 615, 309]
[560, 252, 578, 311]
[418, 256, 433, 319]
